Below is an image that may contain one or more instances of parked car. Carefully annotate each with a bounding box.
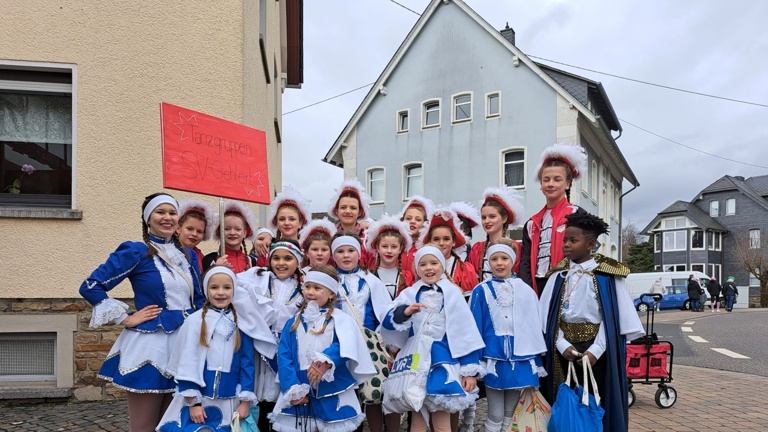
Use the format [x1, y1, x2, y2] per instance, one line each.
[633, 285, 692, 312]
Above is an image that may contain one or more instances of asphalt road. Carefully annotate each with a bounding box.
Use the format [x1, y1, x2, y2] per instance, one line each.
[635, 308, 768, 377]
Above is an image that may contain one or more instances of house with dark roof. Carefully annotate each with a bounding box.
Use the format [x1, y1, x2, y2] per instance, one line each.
[321, 0, 638, 258]
[642, 174, 768, 303]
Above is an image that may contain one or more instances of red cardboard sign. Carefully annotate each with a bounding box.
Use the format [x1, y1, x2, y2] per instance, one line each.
[161, 102, 270, 204]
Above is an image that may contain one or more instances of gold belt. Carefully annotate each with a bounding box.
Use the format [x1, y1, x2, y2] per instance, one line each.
[560, 321, 600, 343]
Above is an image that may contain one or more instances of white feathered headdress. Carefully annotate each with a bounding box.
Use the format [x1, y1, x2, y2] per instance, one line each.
[298, 218, 337, 250]
[178, 198, 217, 241]
[421, 206, 466, 248]
[215, 200, 259, 241]
[268, 186, 311, 230]
[480, 187, 526, 228]
[327, 178, 372, 222]
[449, 201, 481, 229]
[534, 142, 588, 181]
[398, 195, 435, 241]
[364, 214, 413, 253]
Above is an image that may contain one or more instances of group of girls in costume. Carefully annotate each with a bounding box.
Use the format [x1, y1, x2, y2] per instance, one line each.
[79, 143, 643, 432]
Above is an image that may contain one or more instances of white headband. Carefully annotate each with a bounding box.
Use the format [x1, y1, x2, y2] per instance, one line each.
[414, 245, 446, 277]
[486, 244, 517, 264]
[256, 228, 273, 238]
[269, 241, 303, 262]
[331, 236, 361, 255]
[203, 266, 238, 297]
[304, 270, 340, 295]
[143, 195, 179, 224]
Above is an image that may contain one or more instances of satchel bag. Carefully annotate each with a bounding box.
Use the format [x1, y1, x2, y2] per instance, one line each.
[509, 387, 551, 432]
[339, 290, 392, 404]
[548, 360, 604, 432]
[382, 312, 433, 414]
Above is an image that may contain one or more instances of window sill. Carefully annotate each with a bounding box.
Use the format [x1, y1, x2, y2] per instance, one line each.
[451, 119, 472, 125]
[486, 114, 500, 120]
[396, 130, 409, 135]
[370, 201, 385, 206]
[0, 208, 82, 219]
[421, 124, 440, 130]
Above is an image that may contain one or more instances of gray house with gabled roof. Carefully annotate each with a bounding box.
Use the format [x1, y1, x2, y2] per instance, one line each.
[321, 0, 638, 259]
[643, 174, 768, 303]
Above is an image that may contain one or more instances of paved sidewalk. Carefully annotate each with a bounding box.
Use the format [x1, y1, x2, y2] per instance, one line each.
[2, 364, 768, 431]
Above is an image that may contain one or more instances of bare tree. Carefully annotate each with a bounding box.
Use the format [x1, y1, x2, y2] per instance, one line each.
[621, 218, 642, 261]
[732, 232, 768, 307]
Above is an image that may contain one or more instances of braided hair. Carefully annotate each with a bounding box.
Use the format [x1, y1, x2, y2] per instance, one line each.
[198, 302, 242, 352]
[290, 265, 338, 335]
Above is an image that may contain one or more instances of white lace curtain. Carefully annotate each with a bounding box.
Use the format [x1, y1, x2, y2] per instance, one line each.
[0, 93, 72, 145]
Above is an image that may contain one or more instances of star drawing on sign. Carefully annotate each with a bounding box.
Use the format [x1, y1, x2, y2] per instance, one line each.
[245, 171, 265, 197]
[173, 112, 198, 140]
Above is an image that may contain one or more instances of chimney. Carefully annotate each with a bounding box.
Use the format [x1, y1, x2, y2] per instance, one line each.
[500, 22, 515, 46]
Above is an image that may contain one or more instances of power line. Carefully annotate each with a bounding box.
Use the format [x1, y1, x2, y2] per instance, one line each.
[619, 118, 768, 169]
[530, 55, 768, 109]
[283, 83, 374, 116]
[388, 0, 421, 16]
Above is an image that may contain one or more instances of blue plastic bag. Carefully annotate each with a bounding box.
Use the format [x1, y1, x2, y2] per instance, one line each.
[548, 360, 604, 432]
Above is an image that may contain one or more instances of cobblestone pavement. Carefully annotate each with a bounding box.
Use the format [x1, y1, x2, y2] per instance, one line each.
[3, 364, 768, 431]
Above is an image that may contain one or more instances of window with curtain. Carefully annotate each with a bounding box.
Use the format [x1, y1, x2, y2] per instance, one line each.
[502, 150, 524, 188]
[1, 77, 73, 208]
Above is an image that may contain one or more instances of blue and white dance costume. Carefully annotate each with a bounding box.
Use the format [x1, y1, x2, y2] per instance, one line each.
[469, 276, 547, 390]
[381, 258, 485, 413]
[235, 243, 304, 402]
[332, 236, 392, 331]
[270, 305, 376, 432]
[79, 234, 204, 393]
[158, 267, 257, 431]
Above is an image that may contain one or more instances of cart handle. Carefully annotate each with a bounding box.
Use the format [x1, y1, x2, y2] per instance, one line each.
[640, 293, 663, 302]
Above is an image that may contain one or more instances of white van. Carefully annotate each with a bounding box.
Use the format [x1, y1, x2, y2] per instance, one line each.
[626, 271, 711, 310]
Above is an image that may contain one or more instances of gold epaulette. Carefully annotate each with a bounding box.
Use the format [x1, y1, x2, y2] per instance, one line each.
[543, 255, 630, 278]
[593, 254, 631, 277]
[545, 258, 570, 278]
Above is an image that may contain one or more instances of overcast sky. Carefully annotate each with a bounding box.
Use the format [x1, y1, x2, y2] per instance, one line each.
[280, 0, 768, 231]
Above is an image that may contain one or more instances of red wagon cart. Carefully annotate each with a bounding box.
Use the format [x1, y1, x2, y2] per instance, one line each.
[627, 293, 677, 408]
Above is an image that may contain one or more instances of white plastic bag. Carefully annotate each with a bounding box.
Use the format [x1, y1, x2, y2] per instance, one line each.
[382, 331, 432, 414]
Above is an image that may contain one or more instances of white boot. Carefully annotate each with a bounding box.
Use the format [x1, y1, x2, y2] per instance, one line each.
[483, 419, 502, 432]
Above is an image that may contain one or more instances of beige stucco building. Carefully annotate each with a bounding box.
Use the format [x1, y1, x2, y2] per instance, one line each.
[0, 0, 303, 400]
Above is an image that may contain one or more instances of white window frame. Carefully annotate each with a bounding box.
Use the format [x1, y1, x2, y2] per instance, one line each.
[709, 200, 719, 217]
[706, 231, 722, 251]
[366, 167, 386, 204]
[498, 146, 526, 190]
[691, 229, 704, 250]
[396, 109, 409, 134]
[591, 160, 598, 205]
[402, 162, 424, 200]
[707, 264, 722, 281]
[691, 263, 705, 274]
[421, 98, 441, 129]
[725, 198, 736, 215]
[0, 60, 78, 210]
[749, 229, 761, 249]
[654, 233, 661, 252]
[582, 154, 589, 198]
[485, 91, 501, 118]
[451, 92, 472, 124]
[663, 230, 687, 251]
[663, 264, 687, 272]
